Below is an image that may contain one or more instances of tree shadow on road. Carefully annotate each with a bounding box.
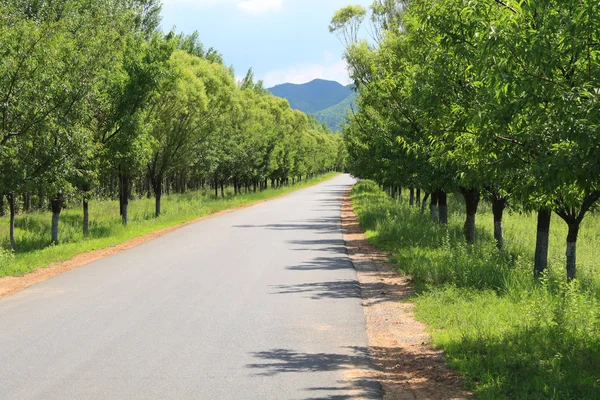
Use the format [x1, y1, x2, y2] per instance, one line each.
[286, 256, 352, 272]
[272, 279, 362, 300]
[288, 239, 347, 255]
[246, 347, 382, 399]
[233, 217, 340, 235]
[271, 277, 406, 308]
[247, 345, 466, 400]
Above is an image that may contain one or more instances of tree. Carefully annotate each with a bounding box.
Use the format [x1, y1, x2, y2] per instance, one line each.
[146, 50, 235, 216]
[0, 0, 138, 246]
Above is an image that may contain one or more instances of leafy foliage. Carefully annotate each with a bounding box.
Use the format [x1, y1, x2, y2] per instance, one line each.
[336, 0, 600, 280]
[0, 1, 346, 248]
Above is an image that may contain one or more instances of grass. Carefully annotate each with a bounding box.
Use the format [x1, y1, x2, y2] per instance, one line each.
[0, 172, 339, 277]
[351, 180, 600, 399]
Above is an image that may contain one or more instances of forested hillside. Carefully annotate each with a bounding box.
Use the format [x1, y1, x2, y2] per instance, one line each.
[0, 0, 346, 251]
[268, 79, 351, 114]
[313, 92, 358, 132]
[333, 0, 600, 397]
[268, 79, 356, 131]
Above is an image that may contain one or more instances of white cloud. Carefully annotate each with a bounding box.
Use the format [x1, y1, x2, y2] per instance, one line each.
[161, 0, 282, 14]
[261, 60, 350, 88]
[237, 0, 282, 14]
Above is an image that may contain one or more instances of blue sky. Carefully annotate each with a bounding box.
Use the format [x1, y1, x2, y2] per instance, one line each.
[160, 0, 372, 87]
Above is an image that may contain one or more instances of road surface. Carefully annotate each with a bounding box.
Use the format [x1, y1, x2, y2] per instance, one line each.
[0, 174, 381, 399]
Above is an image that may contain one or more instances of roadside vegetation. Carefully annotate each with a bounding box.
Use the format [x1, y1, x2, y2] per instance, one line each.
[333, 1, 600, 397]
[352, 181, 600, 399]
[0, 1, 346, 262]
[0, 172, 338, 278]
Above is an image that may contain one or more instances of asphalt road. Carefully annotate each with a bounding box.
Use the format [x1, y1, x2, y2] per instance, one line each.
[0, 174, 381, 400]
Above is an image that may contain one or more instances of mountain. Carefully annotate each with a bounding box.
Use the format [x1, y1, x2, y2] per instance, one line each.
[268, 79, 352, 114]
[313, 92, 358, 131]
[268, 79, 357, 131]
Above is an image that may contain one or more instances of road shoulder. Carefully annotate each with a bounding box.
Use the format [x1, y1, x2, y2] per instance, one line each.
[341, 190, 470, 400]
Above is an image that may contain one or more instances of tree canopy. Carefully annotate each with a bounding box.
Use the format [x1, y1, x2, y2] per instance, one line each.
[0, 0, 345, 249]
[335, 0, 600, 281]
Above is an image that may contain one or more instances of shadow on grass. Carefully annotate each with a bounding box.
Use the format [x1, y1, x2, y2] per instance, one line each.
[353, 186, 522, 292]
[10, 214, 117, 254]
[441, 324, 600, 399]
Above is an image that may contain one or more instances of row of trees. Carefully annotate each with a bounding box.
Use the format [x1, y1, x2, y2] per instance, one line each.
[0, 0, 345, 249]
[332, 0, 600, 280]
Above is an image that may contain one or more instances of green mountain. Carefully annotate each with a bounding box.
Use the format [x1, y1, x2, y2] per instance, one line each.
[268, 79, 357, 131]
[313, 92, 357, 131]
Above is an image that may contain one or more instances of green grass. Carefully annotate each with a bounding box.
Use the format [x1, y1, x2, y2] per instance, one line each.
[351, 180, 600, 399]
[0, 173, 339, 277]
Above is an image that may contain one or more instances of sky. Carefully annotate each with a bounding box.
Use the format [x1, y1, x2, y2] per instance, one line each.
[160, 0, 372, 88]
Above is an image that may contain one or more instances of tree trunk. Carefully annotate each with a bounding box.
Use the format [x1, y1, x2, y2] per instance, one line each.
[119, 171, 130, 225]
[119, 173, 130, 225]
[438, 190, 448, 225]
[430, 190, 439, 223]
[146, 176, 152, 199]
[534, 208, 551, 278]
[51, 193, 62, 245]
[416, 189, 421, 206]
[234, 178, 238, 195]
[214, 178, 218, 199]
[409, 188, 415, 206]
[83, 198, 89, 237]
[8, 193, 16, 250]
[220, 182, 225, 199]
[38, 188, 46, 211]
[0, 194, 4, 217]
[421, 192, 429, 214]
[155, 178, 162, 217]
[23, 193, 31, 212]
[119, 177, 124, 216]
[461, 188, 480, 244]
[492, 196, 506, 250]
[566, 222, 580, 281]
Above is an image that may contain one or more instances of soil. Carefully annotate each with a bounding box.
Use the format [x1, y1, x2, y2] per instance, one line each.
[341, 191, 471, 400]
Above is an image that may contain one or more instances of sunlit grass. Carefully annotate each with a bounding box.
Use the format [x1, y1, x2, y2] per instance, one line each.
[351, 180, 600, 399]
[0, 173, 338, 277]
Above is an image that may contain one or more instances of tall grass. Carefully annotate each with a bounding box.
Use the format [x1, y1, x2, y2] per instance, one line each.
[351, 180, 600, 399]
[0, 173, 338, 277]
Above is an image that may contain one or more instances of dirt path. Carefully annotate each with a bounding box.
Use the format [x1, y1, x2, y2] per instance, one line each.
[342, 192, 471, 400]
